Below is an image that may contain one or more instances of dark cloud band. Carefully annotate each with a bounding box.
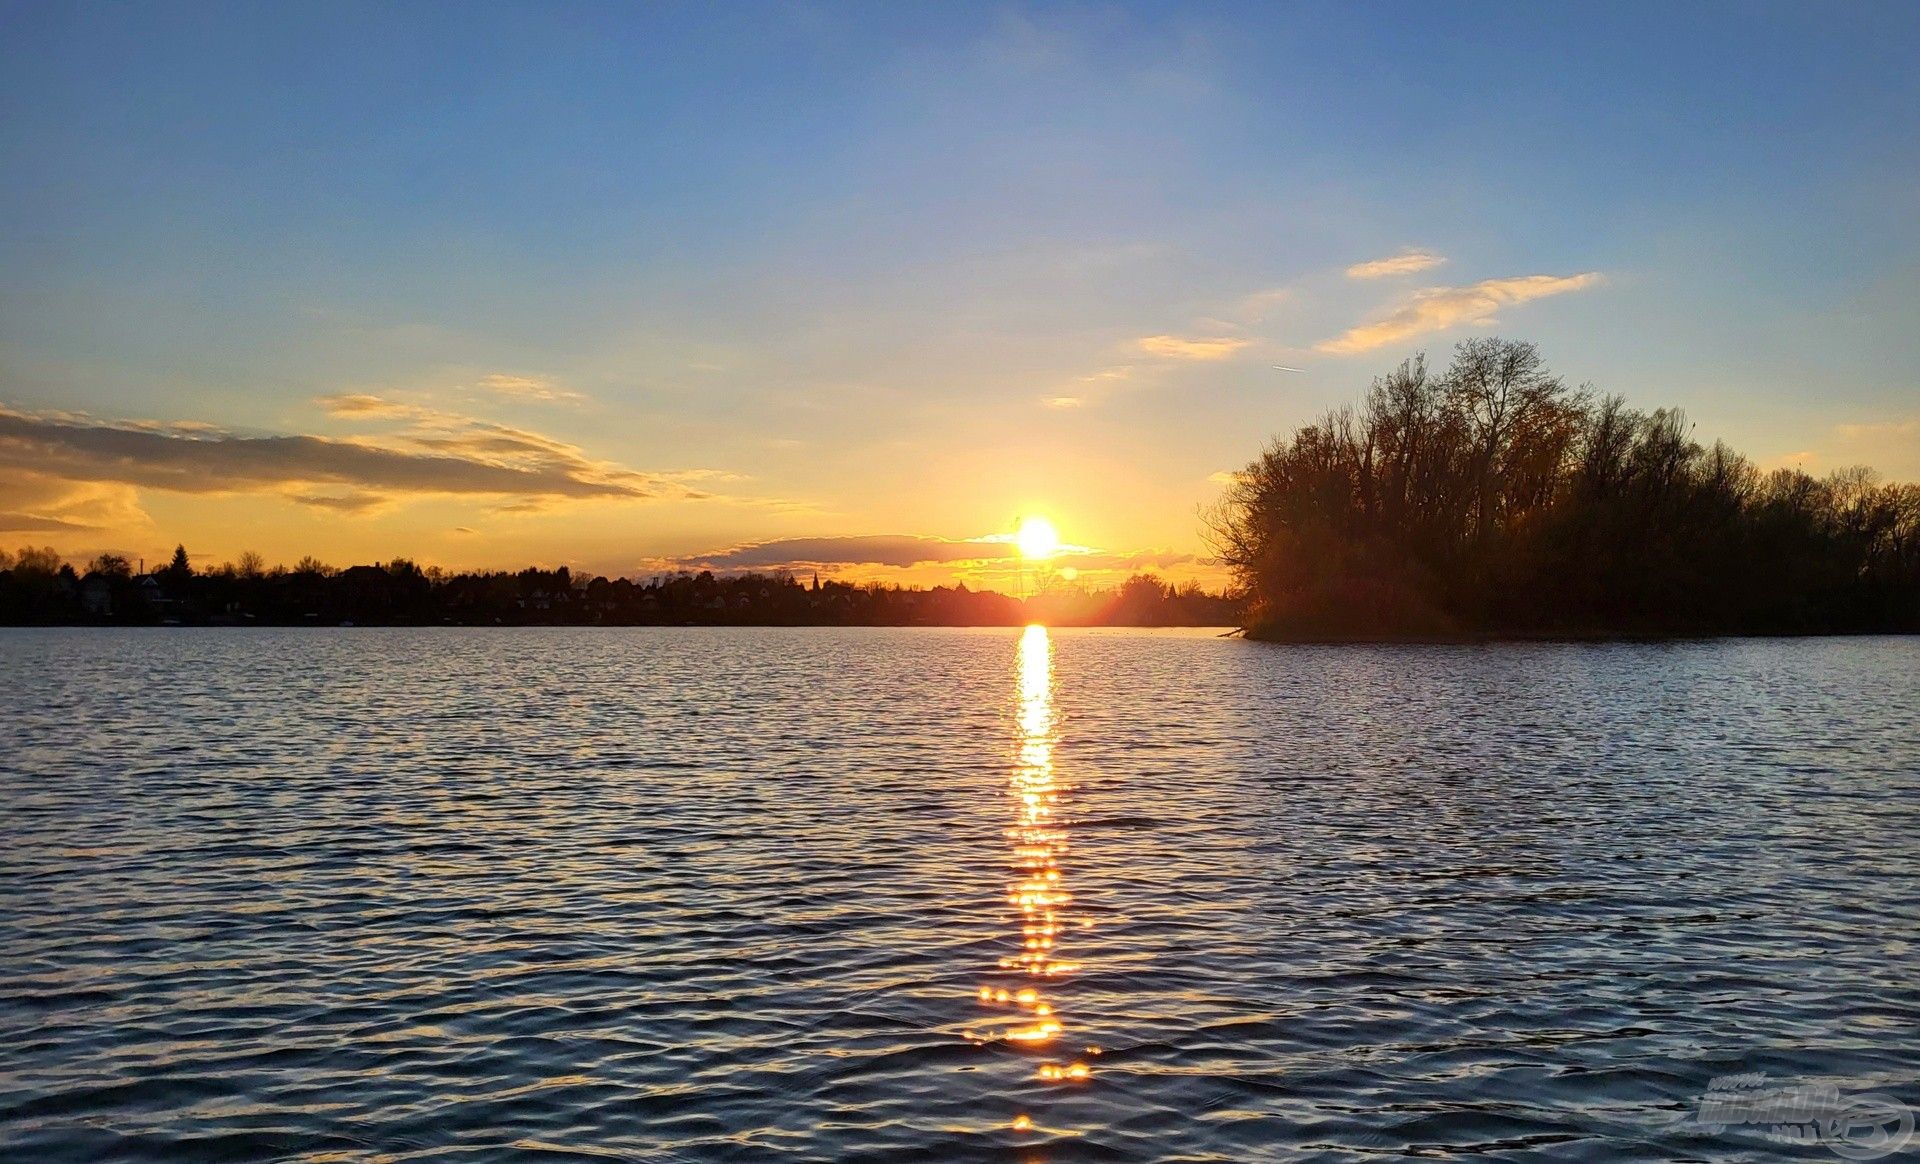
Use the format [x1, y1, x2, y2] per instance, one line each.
[0, 408, 650, 500]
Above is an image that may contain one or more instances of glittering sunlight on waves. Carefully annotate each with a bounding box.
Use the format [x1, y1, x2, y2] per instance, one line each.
[972, 624, 1094, 1138]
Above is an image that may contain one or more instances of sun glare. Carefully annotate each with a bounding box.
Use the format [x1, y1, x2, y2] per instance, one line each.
[1016, 515, 1061, 561]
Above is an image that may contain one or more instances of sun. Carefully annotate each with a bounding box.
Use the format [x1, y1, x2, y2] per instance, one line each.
[1016, 515, 1061, 561]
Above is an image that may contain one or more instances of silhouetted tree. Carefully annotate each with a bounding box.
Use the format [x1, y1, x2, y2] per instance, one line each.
[1210, 338, 1920, 639]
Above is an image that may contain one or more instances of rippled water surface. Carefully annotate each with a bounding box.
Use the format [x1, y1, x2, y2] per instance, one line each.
[3, 627, 1917, 1162]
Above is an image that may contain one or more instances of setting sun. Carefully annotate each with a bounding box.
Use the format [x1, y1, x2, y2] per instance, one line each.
[1016, 516, 1061, 561]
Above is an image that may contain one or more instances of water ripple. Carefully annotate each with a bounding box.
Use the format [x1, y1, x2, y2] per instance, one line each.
[2, 627, 1916, 1161]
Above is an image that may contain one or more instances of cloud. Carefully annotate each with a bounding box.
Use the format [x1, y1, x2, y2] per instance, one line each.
[0, 511, 96, 532]
[1066, 549, 1201, 573]
[1235, 288, 1294, 320]
[1796, 416, 1920, 480]
[659, 468, 749, 484]
[686, 534, 1022, 570]
[678, 533, 1200, 578]
[1834, 418, 1920, 441]
[0, 465, 150, 537]
[1316, 272, 1604, 355]
[321, 380, 588, 427]
[1136, 335, 1250, 361]
[1345, 249, 1447, 279]
[288, 492, 390, 513]
[1040, 365, 1131, 409]
[315, 393, 437, 420]
[477, 374, 586, 405]
[0, 403, 700, 507]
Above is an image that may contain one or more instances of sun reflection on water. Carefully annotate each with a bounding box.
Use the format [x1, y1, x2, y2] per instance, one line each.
[976, 624, 1091, 1123]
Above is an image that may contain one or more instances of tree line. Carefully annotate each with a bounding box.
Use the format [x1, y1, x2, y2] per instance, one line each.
[1209, 338, 1919, 640]
[0, 543, 1239, 627]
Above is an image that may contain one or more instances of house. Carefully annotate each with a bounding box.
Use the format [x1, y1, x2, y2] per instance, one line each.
[79, 573, 113, 616]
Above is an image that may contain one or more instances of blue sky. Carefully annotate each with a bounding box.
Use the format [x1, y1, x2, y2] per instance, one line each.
[2, 2, 1916, 578]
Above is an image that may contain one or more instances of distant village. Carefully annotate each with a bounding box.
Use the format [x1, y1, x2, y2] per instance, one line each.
[0, 545, 1242, 628]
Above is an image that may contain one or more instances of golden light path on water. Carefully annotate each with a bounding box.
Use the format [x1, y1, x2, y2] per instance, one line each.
[972, 623, 1093, 1136]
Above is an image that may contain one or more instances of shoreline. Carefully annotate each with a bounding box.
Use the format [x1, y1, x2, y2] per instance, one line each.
[1241, 625, 1918, 644]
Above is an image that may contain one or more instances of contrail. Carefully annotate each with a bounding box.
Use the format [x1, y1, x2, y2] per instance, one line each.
[1272, 365, 1306, 373]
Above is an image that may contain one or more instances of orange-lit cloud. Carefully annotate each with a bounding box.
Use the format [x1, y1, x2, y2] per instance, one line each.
[1317, 272, 1604, 354]
[1136, 334, 1250, 360]
[1345, 248, 1446, 279]
[0, 465, 151, 536]
[315, 393, 438, 420]
[477, 373, 586, 405]
[0, 403, 706, 507]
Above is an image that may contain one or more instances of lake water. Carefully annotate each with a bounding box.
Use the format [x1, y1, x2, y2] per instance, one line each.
[2, 627, 1916, 1161]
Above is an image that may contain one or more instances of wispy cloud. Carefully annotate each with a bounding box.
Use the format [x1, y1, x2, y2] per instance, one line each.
[1786, 416, 1920, 479]
[1137, 335, 1250, 360]
[1317, 272, 1604, 355]
[0, 511, 97, 532]
[1066, 548, 1201, 573]
[1235, 287, 1294, 320]
[1040, 364, 1131, 409]
[315, 393, 436, 420]
[0, 465, 152, 537]
[1345, 248, 1447, 280]
[1835, 418, 1920, 441]
[660, 468, 749, 484]
[288, 492, 390, 514]
[477, 374, 586, 405]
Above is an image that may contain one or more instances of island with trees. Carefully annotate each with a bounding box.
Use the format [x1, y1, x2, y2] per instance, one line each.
[1209, 338, 1919, 640]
